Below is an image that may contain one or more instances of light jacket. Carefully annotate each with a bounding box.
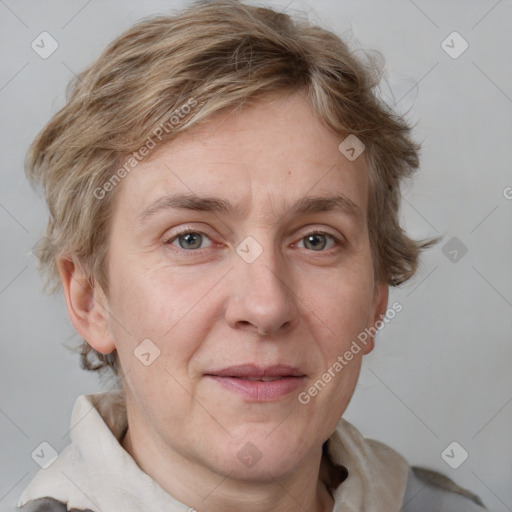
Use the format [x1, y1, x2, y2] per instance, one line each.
[17, 391, 487, 512]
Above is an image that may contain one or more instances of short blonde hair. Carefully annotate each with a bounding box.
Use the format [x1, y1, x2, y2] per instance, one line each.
[27, 0, 436, 374]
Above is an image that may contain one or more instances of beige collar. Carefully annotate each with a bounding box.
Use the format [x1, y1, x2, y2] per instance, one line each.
[19, 391, 409, 511]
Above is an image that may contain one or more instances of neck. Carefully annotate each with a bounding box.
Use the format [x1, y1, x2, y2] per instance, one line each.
[122, 425, 334, 512]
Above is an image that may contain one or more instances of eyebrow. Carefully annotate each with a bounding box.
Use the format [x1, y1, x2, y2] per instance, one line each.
[136, 192, 363, 226]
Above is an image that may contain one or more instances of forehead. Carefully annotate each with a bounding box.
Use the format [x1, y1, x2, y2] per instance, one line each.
[115, 91, 369, 224]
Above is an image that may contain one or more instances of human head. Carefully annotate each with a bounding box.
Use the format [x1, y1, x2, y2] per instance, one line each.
[27, 0, 433, 375]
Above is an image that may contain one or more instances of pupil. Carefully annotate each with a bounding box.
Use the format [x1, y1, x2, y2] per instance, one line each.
[306, 234, 325, 250]
[181, 232, 201, 249]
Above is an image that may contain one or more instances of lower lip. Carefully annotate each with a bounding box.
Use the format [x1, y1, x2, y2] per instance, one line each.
[207, 376, 305, 401]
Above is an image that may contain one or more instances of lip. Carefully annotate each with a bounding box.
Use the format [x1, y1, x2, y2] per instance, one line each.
[205, 364, 306, 402]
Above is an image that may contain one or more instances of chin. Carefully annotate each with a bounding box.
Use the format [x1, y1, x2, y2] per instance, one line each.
[208, 434, 310, 482]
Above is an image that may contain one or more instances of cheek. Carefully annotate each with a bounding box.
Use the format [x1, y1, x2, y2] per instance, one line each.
[308, 266, 375, 346]
[106, 264, 207, 422]
[301, 262, 375, 423]
[107, 258, 188, 335]
[106, 260, 221, 374]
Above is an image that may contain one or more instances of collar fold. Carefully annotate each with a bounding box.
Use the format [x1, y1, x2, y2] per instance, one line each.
[18, 391, 409, 512]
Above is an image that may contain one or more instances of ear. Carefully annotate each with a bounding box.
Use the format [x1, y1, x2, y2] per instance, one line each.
[362, 280, 389, 355]
[57, 256, 116, 354]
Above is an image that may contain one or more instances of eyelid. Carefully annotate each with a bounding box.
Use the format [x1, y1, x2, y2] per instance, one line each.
[163, 227, 214, 252]
[295, 222, 346, 241]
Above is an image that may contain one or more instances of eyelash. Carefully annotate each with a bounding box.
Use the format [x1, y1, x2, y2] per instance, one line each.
[164, 227, 344, 253]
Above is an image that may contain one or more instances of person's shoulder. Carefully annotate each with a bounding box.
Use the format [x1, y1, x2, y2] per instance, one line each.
[401, 466, 487, 511]
[17, 497, 93, 512]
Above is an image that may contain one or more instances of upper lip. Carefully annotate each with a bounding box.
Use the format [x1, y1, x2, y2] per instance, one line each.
[206, 364, 306, 378]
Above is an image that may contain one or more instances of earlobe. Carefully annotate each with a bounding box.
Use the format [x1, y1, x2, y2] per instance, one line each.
[57, 256, 116, 355]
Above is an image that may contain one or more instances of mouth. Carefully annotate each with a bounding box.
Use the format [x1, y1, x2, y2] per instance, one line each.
[205, 364, 306, 402]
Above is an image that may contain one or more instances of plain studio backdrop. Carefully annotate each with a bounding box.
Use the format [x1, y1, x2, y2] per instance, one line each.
[1, 0, 511, 510]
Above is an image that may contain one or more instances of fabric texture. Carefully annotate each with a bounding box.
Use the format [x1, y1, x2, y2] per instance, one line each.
[17, 391, 487, 512]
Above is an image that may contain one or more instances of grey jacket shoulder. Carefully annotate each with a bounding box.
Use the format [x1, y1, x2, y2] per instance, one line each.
[18, 497, 93, 512]
[402, 466, 487, 511]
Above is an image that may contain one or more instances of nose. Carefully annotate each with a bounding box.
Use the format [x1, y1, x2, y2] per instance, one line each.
[224, 243, 299, 337]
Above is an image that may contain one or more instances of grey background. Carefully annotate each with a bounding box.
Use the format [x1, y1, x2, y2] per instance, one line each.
[1, 0, 511, 510]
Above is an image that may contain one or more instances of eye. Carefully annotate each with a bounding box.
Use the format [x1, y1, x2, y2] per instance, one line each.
[296, 231, 340, 251]
[166, 229, 213, 250]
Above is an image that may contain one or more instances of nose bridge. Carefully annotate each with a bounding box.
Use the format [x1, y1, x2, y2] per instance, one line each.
[226, 232, 298, 336]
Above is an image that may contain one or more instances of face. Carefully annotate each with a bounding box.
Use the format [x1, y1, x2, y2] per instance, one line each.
[97, 90, 387, 481]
